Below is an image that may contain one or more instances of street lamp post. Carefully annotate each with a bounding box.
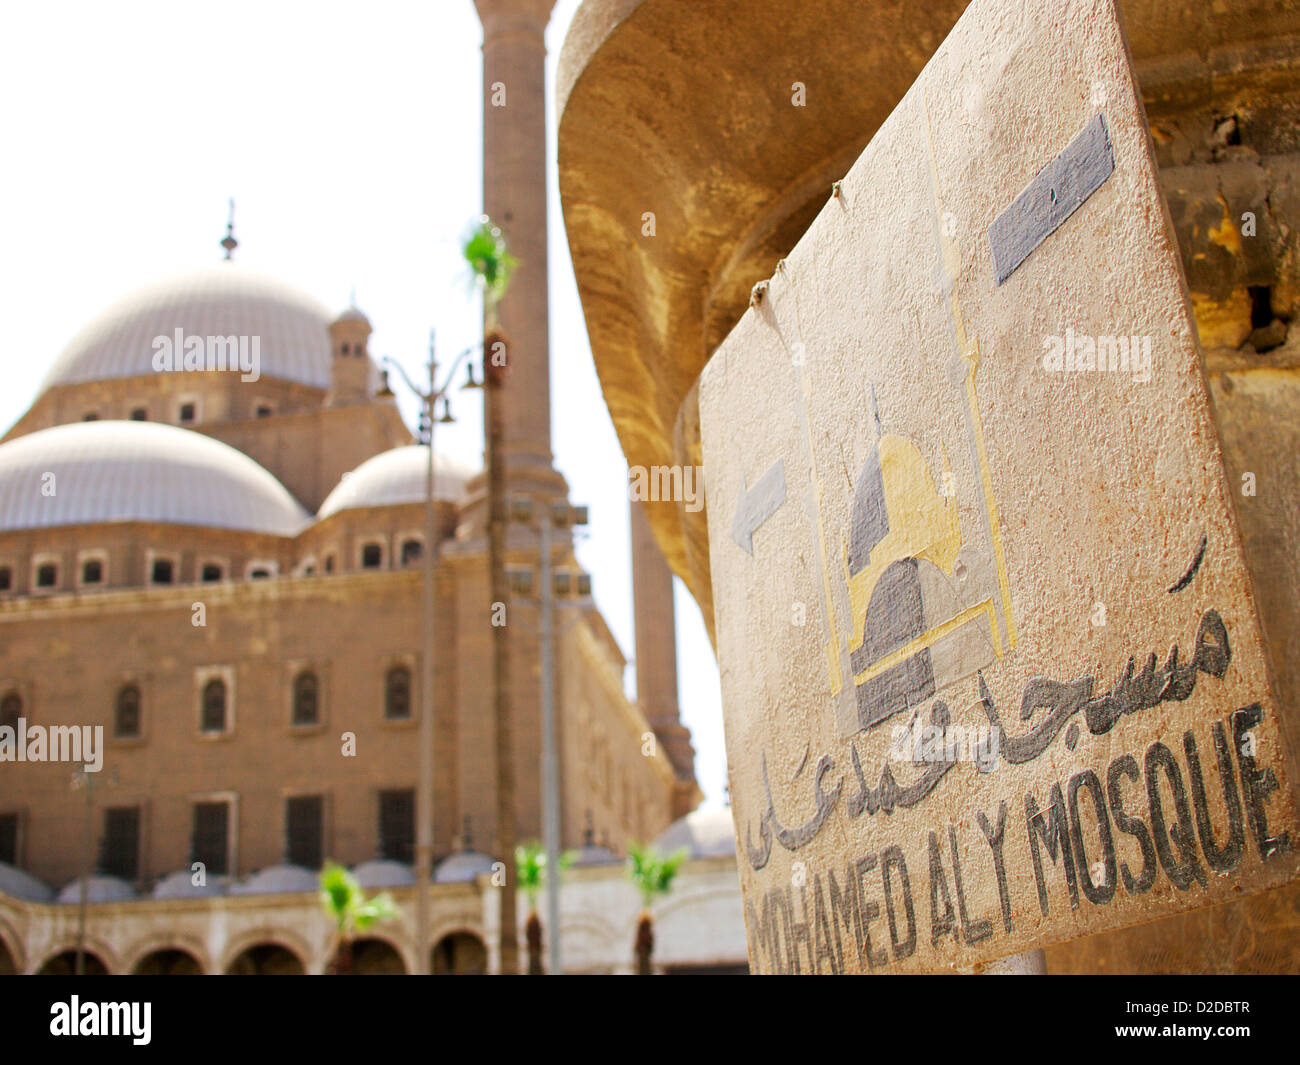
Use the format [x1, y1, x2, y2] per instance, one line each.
[512, 497, 588, 975]
[381, 333, 478, 976]
[538, 503, 560, 976]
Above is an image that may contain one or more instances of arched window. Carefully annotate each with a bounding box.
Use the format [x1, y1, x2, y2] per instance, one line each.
[361, 543, 383, 569]
[0, 691, 21, 731]
[384, 666, 411, 721]
[400, 539, 422, 566]
[324, 555, 336, 574]
[115, 684, 141, 738]
[151, 558, 174, 584]
[201, 679, 227, 733]
[35, 563, 57, 588]
[201, 563, 223, 582]
[0, 567, 13, 591]
[292, 671, 319, 726]
[82, 559, 104, 584]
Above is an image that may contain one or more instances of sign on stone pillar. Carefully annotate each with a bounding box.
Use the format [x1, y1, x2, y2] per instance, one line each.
[700, 0, 1300, 974]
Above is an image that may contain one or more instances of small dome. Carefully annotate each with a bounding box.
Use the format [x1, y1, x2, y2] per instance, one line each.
[351, 859, 415, 889]
[433, 850, 496, 884]
[0, 421, 310, 536]
[152, 870, 228, 900]
[652, 807, 736, 860]
[0, 862, 53, 902]
[230, 864, 318, 896]
[56, 875, 137, 904]
[41, 264, 335, 392]
[570, 842, 619, 867]
[335, 306, 371, 326]
[318, 446, 475, 518]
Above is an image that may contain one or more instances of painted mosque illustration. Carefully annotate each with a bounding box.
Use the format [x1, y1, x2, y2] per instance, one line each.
[840, 361, 1015, 735]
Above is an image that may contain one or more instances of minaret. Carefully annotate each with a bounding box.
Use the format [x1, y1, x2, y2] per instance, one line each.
[631, 499, 697, 817]
[473, 0, 564, 495]
[326, 307, 373, 407]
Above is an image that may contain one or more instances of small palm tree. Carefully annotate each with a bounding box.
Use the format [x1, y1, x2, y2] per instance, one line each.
[463, 216, 518, 333]
[626, 843, 688, 975]
[319, 862, 398, 974]
[516, 841, 574, 975]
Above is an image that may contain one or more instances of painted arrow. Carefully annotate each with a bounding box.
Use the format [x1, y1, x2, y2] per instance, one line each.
[731, 460, 787, 555]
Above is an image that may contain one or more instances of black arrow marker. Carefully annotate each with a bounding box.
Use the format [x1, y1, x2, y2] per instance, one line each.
[732, 460, 787, 555]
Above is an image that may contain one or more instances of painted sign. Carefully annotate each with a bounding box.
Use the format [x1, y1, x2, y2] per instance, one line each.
[700, 0, 1300, 972]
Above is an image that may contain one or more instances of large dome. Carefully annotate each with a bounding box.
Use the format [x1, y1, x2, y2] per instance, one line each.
[0, 421, 310, 535]
[318, 446, 475, 518]
[41, 264, 334, 391]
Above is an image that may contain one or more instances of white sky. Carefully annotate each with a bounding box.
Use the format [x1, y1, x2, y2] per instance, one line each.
[0, 0, 727, 809]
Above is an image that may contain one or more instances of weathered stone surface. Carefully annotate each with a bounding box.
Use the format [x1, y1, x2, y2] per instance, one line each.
[558, 0, 1300, 637]
[698, 0, 1299, 973]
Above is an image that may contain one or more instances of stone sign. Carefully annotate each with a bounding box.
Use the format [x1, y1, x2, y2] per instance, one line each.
[700, 0, 1300, 973]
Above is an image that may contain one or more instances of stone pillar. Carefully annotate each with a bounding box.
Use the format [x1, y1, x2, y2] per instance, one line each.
[473, 0, 563, 496]
[631, 498, 696, 814]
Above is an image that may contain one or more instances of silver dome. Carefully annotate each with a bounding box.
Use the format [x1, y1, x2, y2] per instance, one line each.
[229, 864, 319, 896]
[42, 264, 334, 391]
[652, 807, 737, 860]
[0, 862, 53, 902]
[351, 859, 415, 889]
[56, 875, 137, 904]
[0, 421, 310, 536]
[318, 446, 475, 518]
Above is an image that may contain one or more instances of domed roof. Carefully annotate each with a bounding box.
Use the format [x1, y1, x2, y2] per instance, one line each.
[433, 850, 496, 884]
[230, 864, 318, 896]
[151, 870, 228, 900]
[570, 842, 619, 867]
[42, 264, 334, 391]
[318, 445, 475, 518]
[56, 875, 137, 904]
[0, 421, 310, 536]
[0, 862, 53, 902]
[351, 859, 415, 889]
[335, 305, 371, 326]
[652, 807, 736, 860]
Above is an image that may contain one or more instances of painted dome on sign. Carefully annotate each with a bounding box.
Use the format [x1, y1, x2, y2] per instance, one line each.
[0, 421, 310, 535]
[318, 446, 475, 518]
[41, 264, 335, 391]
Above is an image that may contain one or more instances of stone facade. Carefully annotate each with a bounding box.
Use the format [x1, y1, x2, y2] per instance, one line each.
[0, 258, 700, 971]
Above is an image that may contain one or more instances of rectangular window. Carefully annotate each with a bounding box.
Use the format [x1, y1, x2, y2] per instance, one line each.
[0, 812, 17, 865]
[286, 795, 323, 869]
[101, 806, 140, 880]
[378, 789, 414, 864]
[192, 801, 229, 876]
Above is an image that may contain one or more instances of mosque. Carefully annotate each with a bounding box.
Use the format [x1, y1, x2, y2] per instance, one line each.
[0, 246, 754, 973]
[0, 0, 758, 977]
